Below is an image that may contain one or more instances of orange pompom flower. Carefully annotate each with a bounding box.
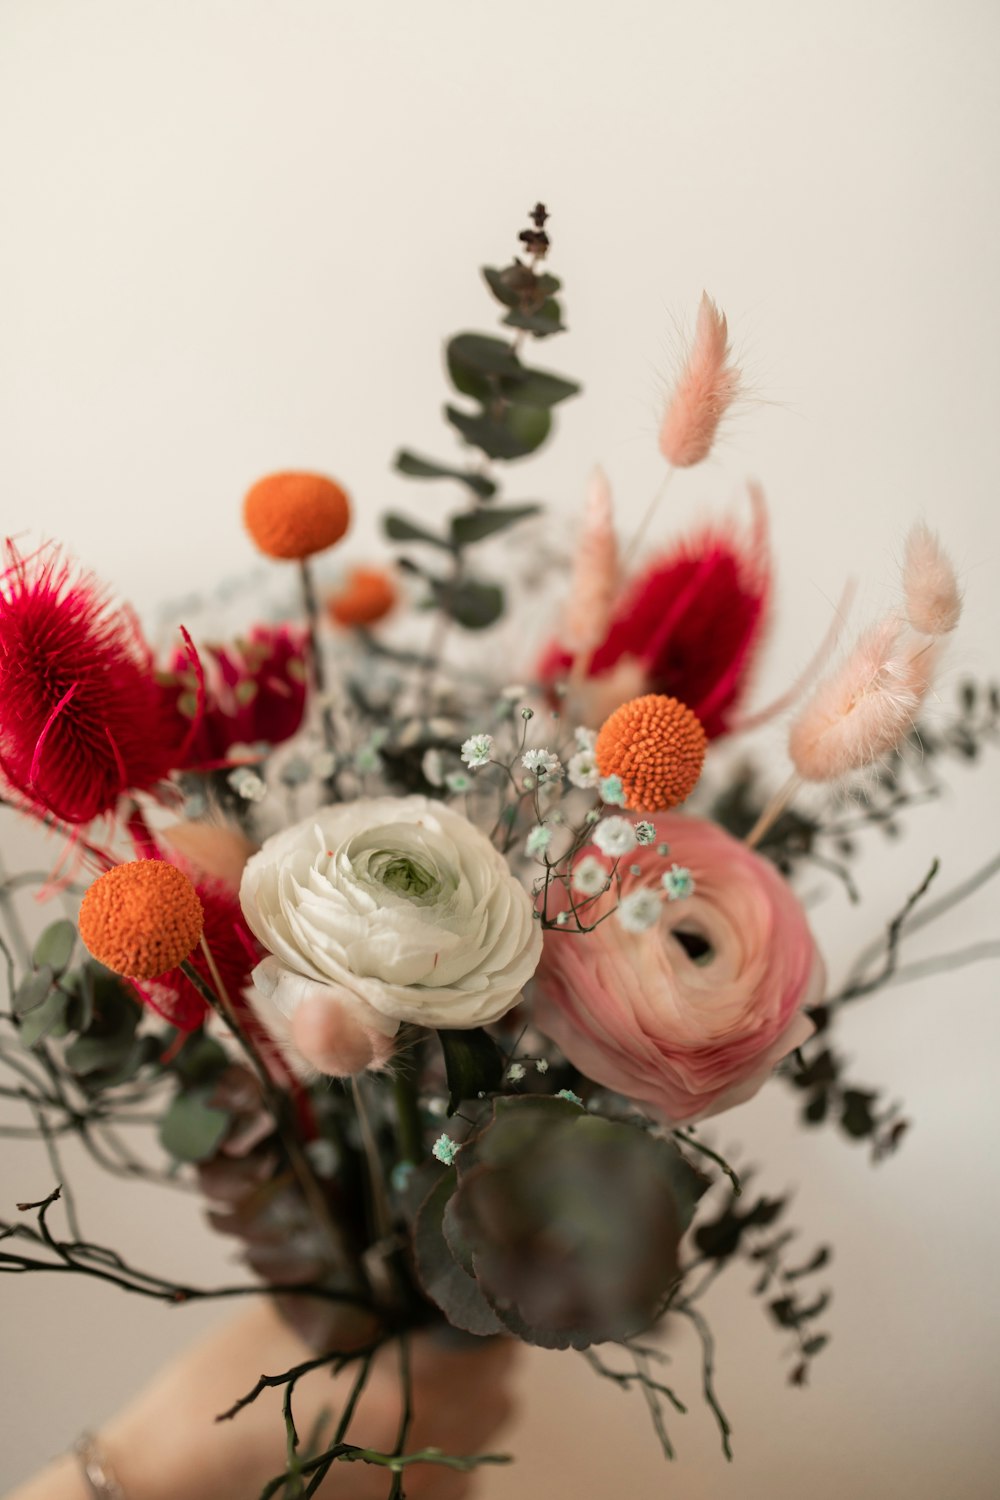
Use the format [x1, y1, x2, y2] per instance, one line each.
[327, 566, 398, 628]
[79, 860, 204, 979]
[243, 472, 351, 561]
[595, 693, 707, 812]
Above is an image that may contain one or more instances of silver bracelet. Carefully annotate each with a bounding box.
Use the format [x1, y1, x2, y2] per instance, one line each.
[73, 1433, 128, 1500]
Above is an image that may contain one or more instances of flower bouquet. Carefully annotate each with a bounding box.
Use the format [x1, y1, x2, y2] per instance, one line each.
[1, 203, 995, 1496]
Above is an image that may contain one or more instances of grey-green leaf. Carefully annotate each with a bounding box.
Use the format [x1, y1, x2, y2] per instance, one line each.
[432, 577, 505, 631]
[160, 1091, 231, 1163]
[32, 920, 77, 975]
[445, 404, 552, 462]
[384, 514, 455, 552]
[13, 966, 56, 1018]
[502, 299, 564, 338]
[393, 450, 497, 500]
[504, 368, 580, 408]
[19, 988, 70, 1047]
[450, 504, 540, 548]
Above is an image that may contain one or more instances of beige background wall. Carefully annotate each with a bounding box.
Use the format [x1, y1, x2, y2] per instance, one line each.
[2, 1, 999, 1495]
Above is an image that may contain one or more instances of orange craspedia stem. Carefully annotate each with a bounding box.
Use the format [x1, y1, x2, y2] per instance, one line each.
[79, 860, 205, 979]
[595, 693, 708, 812]
[327, 566, 398, 628]
[243, 471, 351, 561]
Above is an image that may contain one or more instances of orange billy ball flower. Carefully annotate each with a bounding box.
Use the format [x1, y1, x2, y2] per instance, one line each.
[327, 566, 398, 628]
[243, 471, 351, 561]
[79, 860, 204, 979]
[595, 693, 708, 812]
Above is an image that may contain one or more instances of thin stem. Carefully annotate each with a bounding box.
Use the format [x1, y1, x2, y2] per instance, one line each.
[621, 469, 674, 571]
[391, 1057, 424, 1166]
[352, 1076, 393, 1243]
[745, 774, 801, 849]
[298, 558, 326, 696]
[182, 950, 358, 1281]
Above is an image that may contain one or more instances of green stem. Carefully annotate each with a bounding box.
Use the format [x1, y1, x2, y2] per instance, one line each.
[391, 1054, 425, 1165]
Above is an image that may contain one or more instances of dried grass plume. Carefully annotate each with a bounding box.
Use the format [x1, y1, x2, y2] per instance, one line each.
[789, 615, 936, 783]
[903, 522, 962, 637]
[562, 465, 621, 654]
[658, 293, 740, 468]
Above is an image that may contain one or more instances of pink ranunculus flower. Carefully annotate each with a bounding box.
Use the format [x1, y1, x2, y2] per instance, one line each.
[532, 814, 823, 1124]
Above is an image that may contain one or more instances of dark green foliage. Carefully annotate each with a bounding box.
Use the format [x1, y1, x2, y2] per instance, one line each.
[390, 204, 580, 632]
[412, 1097, 702, 1349]
[393, 450, 497, 500]
[438, 1027, 505, 1115]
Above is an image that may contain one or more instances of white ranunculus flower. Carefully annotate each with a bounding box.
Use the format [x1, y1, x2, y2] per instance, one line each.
[239, 796, 542, 1039]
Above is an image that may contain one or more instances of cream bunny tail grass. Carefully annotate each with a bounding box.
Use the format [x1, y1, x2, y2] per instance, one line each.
[903, 522, 963, 637]
[789, 614, 937, 783]
[658, 292, 740, 468]
[562, 464, 621, 654]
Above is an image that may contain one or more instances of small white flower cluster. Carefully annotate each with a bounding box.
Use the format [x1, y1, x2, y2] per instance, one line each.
[567, 726, 600, 789]
[662, 864, 695, 901]
[616, 888, 663, 933]
[526, 823, 553, 858]
[592, 816, 637, 857]
[571, 854, 610, 896]
[228, 766, 267, 802]
[522, 748, 563, 781]
[460, 733, 495, 769]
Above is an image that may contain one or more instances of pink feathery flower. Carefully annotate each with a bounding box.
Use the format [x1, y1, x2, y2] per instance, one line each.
[0, 543, 189, 825]
[163, 623, 309, 769]
[561, 466, 621, 655]
[789, 614, 936, 783]
[903, 522, 962, 637]
[539, 486, 771, 738]
[658, 293, 740, 468]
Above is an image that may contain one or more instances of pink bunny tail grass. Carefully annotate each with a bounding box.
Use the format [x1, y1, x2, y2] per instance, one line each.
[658, 293, 740, 468]
[789, 615, 937, 783]
[903, 522, 962, 636]
[562, 465, 621, 654]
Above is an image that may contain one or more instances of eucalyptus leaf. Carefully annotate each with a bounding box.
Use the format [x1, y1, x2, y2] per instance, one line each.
[394, 450, 497, 500]
[431, 577, 505, 631]
[445, 404, 551, 461]
[160, 1090, 231, 1163]
[412, 1172, 504, 1337]
[32, 920, 76, 975]
[18, 987, 70, 1048]
[172, 1033, 230, 1086]
[64, 1030, 134, 1078]
[384, 514, 455, 552]
[13, 965, 56, 1018]
[502, 368, 580, 408]
[502, 299, 564, 337]
[450, 504, 540, 548]
[446, 334, 524, 381]
[438, 1027, 505, 1114]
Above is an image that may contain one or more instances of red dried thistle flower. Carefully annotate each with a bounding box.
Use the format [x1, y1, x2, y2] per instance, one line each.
[0, 543, 190, 825]
[162, 624, 309, 768]
[135, 869, 260, 1032]
[540, 489, 771, 739]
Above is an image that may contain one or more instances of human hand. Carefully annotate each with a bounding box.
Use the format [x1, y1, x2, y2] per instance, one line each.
[7, 1299, 517, 1500]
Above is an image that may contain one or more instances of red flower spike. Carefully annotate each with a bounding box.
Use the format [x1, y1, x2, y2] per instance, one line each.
[162, 624, 309, 769]
[0, 543, 186, 825]
[540, 489, 771, 739]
